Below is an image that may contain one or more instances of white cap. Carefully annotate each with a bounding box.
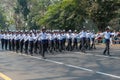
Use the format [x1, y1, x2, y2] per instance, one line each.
[69, 30, 72, 32]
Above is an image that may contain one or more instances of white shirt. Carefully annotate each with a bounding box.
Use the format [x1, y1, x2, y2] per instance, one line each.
[0, 34, 4, 39]
[33, 34, 38, 41]
[48, 34, 54, 40]
[53, 34, 57, 39]
[8, 34, 12, 40]
[4, 34, 9, 39]
[39, 32, 48, 40]
[57, 34, 63, 40]
[66, 33, 72, 39]
[19, 34, 25, 41]
[28, 35, 34, 41]
[24, 34, 29, 42]
[79, 31, 87, 38]
[11, 34, 16, 40]
[103, 31, 112, 39]
[86, 32, 91, 38]
[91, 32, 95, 38]
[14, 34, 20, 40]
[62, 33, 66, 39]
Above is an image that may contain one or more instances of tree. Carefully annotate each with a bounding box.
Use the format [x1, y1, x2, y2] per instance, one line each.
[40, 0, 89, 30]
[1, 0, 119, 31]
[0, 0, 16, 29]
[87, 0, 120, 31]
[21, 0, 59, 29]
[14, 0, 30, 29]
[0, 8, 7, 29]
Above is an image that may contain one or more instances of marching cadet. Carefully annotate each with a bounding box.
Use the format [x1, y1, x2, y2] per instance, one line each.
[4, 31, 9, 50]
[33, 32, 38, 54]
[53, 31, 59, 52]
[57, 31, 63, 52]
[14, 31, 20, 53]
[11, 31, 15, 51]
[8, 31, 12, 51]
[37, 30, 42, 54]
[48, 31, 55, 53]
[46, 31, 50, 52]
[0, 31, 5, 50]
[90, 30, 96, 49]
[86, 30, 91, 50]
[28, 32, 34, 56]
[72, 30, 78, 50]
[38, 27, 48, 59]
[24, 32, 29, 54]
[103, 28, 112, 56]
[66, 30, 72, 51]
[79, 28, 87, 53]
[19, 31, 25, 53]
[61, 30, 66, 51]
[48, 31, 54, 53]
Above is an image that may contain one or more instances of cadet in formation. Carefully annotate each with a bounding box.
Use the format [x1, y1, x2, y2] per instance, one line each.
[0, 27, 118, 58]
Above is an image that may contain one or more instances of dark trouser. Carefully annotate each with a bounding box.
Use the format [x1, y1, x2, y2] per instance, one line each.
[29, 41, 34, 55]
[41, 40, 48, 58]
[38, 41, 42, 54]
[103, 39, 110, 55]
[11, 39, 15, 51]
[46, 40, 49, 51]
[15, 40, 20, 52]
[25, 40, 29, 54]
[91, 38, 96, 49]
[86, 38, 90, 50]
[67, 38, 72, 51]
[79, 38, 82, 50]
[8, 39, 12, 50]
[34, 40, 38, 54]
[81, 37, 86, 52]
[72, 38, 78, 50]
[1, 39, 4, 50]
[59, 40, 63, 52]
[4, 39, 8, 50]
[49, 40, 54, 53]
[20, 40, 24, 53]
[62, 38, 66, 50]
[54, 39, 59, 51]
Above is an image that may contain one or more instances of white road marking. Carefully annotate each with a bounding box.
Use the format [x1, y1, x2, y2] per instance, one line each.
[21, 54, 120, 79]
[66, 64, 93, 72]
[74, 52, 120, 60]
[44, 59, 64, 64]
[96, 71, 120, 79]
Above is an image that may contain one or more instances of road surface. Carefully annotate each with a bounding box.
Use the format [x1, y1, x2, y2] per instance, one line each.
[0, 44, 120, 80]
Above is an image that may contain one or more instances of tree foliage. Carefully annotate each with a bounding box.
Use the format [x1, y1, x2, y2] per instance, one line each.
[87, 0, 120, 31]
[40, 0, 88, 30]
[40, 0, 119, 31]
[15, 0, 30, 20]
[0, 0, 119, 31]
[0, 8, 7, 29]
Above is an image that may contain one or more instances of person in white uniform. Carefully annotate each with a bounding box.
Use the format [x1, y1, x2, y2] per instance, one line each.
[103, 28, 112, 56]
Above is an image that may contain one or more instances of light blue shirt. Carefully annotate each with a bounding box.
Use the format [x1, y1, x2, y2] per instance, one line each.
[103, 31, 111, 39]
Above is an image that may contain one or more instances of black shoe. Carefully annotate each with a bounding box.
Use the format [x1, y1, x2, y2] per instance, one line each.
[81, 50, 85, 53]
[31, 54, 33, 56]
[42, 57, 46, 59]
[103, 53, 106, 55]
[108, 54, 111, 56]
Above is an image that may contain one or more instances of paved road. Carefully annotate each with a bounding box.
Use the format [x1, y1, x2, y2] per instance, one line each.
[0, 44, 120, 80]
